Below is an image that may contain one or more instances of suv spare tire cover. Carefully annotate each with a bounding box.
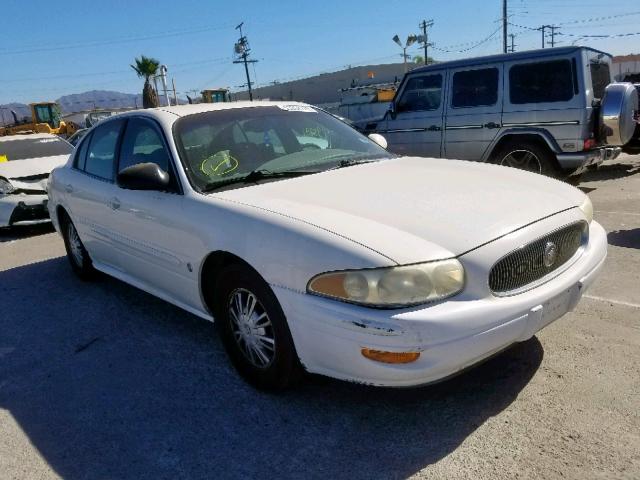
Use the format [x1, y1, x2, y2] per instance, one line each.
[601, 82, 638, 146]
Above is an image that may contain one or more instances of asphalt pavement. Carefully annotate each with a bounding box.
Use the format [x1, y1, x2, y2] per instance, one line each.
[0, 155, 638, 480]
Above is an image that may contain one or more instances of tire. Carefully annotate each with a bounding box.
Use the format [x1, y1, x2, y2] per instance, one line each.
[213, 264, 303, 390]
[492, 140, 561, 178]
[60, 212, 96, 280]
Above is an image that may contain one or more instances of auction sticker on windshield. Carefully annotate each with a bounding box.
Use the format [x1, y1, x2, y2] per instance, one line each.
[277, 104, 316, 113]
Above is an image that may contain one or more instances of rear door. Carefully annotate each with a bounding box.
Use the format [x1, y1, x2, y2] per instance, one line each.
[63, 119, 125, 267]
[444, 64, 503, 161]
[383, 71, 445, 157]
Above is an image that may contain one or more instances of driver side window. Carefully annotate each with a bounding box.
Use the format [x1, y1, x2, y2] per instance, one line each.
[118, 117, 177, 191]
[396, 74, 443, 113]
[119, 118, 170, 173]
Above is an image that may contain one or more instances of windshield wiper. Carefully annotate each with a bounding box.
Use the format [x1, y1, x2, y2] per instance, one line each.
[201, 169, 316, 192]
[328, 154, 391, 171]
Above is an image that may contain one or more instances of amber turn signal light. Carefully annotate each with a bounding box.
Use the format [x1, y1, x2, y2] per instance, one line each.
[361, 348, 420, 364]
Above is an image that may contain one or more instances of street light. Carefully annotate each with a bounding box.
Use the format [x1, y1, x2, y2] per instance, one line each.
[393, 34, 418, 73]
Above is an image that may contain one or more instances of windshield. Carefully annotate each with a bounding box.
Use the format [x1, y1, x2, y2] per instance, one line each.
[0, 135, 72, 162]
[173, 105, 392, 192]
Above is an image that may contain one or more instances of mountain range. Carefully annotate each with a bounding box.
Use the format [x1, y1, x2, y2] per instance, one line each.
[0, 90, 186, 125]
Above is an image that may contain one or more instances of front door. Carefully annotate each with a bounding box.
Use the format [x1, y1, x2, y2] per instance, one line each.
[109, 117, 199, 307]
[382, 71, 445, 158]
[444, 64, 503, 161]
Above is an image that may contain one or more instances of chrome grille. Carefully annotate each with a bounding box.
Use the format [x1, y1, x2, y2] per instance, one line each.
[489, 221, 587, 294]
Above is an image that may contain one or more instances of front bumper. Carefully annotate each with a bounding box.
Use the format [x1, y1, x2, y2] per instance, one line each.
[556, 147, 621, 174]
[273, 216, 608, 387]
[0, 194, 50, 228]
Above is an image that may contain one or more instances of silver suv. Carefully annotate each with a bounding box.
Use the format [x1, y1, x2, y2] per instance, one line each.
[358, 46, 639, 180]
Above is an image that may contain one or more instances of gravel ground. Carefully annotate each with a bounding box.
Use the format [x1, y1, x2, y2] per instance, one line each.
[0, 155, 638, 480]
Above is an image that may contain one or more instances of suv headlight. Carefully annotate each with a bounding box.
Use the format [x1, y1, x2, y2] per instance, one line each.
[0, 178, 15, 195]
[579, 196, 593, 224]
[307, 259, 465, 308]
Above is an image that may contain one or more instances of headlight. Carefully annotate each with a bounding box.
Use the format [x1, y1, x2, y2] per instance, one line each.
[307, 259, 465, 308]
[579, 196, 593, 224]
[0, 178, 15, 195]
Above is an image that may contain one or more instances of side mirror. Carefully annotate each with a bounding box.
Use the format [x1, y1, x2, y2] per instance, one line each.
[117, 162, 170, 191]
[388, 103, 397, 120]
[368, 133, 388, 150]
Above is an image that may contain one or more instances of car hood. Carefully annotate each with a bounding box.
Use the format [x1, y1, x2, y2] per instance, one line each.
[0, 155, 69, 191]
[214, 157, 585, 264]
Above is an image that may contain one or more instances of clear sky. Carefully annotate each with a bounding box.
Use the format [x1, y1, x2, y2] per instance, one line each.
[2, 0, 638, 104]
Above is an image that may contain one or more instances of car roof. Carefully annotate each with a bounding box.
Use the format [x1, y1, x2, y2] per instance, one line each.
[411, 46, 611, 73]
[115, 101, 314, 121]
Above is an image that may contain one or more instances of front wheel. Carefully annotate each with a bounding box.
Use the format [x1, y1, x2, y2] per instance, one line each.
[214, 264, 303, 390]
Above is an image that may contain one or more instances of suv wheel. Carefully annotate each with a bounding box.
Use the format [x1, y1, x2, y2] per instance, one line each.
[493, 140, 560, 178]
[214, 264, 303, 390]
[61, 213, 96, 280]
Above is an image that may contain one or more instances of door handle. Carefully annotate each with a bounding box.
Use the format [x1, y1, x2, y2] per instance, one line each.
[109, 197, 121, 210]
[64, 184, 74, 193]
[427, 125, 442, 132]
[483, 122, 501, 129]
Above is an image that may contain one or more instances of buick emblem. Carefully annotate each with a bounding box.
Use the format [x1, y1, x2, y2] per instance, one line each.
[543, 241, 558, 268]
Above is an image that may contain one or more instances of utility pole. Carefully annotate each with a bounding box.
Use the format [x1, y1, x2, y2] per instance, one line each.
[549, 25, 559, 47]
[233, 22, 258, 101]
[540, 25, 547, 48]
[502, 0, 508, 54]
[508, 33, 516, 53]
[419, 19, 434, 65]
[172, 78, 178, 106]
[159, 65, 170, 107]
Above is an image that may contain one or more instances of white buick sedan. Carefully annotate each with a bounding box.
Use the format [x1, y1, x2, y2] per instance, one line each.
[47, 102, 607, 389]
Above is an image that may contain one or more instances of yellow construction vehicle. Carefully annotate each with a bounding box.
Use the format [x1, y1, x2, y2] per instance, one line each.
[201, 88, 231, 103]
[0, 102, 78, 137]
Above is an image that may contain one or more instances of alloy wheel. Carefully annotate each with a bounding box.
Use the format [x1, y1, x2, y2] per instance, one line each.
[500, 149, 542, 173]
[228, 288, 276, 369]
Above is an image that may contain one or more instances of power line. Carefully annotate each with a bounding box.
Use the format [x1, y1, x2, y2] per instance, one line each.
[0, 23, 233, 56]
[558, 11, 640, 26]
[432, 26, 503, 53]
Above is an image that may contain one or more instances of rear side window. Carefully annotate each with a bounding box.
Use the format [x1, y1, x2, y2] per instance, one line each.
[74, 133, 91, 170]
[397, 74, 443, 112]
[510, 60, 575, 104]
[452, 68, 499, 108]
[84, 120, 123, 181]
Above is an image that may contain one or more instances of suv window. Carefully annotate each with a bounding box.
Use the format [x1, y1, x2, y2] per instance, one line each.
[119, 118, 170, 173]
[84, 120, 123, 180]
[397, 74, 443, 112]
[510, 60, 574, 104]
[452, 68, 499, 108]
[589, 62, 611, 100]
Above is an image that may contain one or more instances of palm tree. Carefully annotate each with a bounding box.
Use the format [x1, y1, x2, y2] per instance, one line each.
[131, 55, 160, 108]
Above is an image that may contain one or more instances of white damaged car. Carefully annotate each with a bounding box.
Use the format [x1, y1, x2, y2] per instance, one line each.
[0, 133, 73, 228]
[47, 102, 607, 389]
